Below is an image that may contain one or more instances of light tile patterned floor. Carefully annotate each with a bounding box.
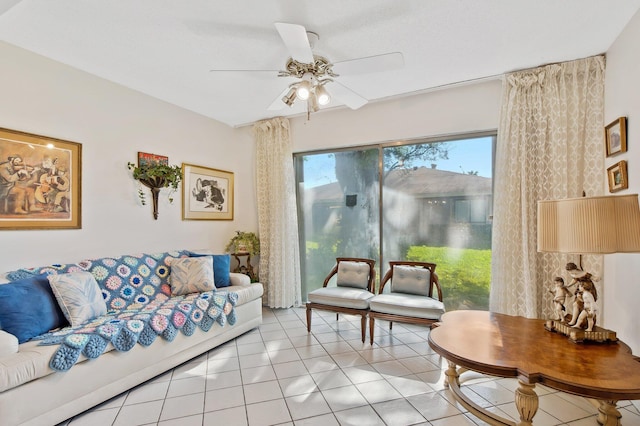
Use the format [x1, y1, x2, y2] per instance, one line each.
[59, 307, 640, 426]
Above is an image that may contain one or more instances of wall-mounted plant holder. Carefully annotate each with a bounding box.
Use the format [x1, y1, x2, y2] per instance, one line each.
[127, 160, 182, 220]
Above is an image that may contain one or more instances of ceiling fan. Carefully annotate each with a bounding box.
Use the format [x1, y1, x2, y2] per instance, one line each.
[210, 22, 404, 114]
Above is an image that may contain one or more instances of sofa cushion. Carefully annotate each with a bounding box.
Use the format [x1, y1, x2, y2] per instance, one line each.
[170, 256, 215, 295]
[336, 261, 371, 289]
[391, 265, 431, 296]
[48, 272, 108, 327]
[188, 252, 231, 287]
[0, 275, 68, 343]
[0, 330, 19, 357]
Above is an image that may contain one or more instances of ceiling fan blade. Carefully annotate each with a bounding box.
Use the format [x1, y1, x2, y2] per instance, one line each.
[209, 69, 279, 73]
[267, 87, 292, 111]
[332, 52, 404, 76]
[325, 81, 368, 110]
[0, 0, 21, 16]
[274, 22, 314, 64]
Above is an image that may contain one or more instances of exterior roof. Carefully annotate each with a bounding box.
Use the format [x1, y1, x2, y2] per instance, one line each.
[307, 166, 492, 202]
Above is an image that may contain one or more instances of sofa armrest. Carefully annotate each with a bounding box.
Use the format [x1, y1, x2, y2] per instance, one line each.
[229, 272, 251, 287]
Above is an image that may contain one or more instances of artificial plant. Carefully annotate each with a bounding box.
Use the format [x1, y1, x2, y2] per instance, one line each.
[127, 162, 183, 220]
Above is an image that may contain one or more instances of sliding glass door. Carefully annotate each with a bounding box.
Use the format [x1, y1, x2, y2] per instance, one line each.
[295, 133, 494, 310]
[294, 148, 380, 298]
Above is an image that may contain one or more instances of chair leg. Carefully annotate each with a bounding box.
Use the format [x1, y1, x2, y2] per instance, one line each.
[336, 313, 339, 321]
[369, 316, 375, 345]
[360, 314, 366, 343]
[306, 305, 312, 333]
[389, 321, 393, 330]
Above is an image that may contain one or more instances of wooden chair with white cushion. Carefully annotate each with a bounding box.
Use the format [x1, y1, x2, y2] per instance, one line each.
[368, 261, 445, 345]
[306, 257, 376, 343]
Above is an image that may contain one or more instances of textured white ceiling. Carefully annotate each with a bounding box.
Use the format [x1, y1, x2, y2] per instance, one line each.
[1, 0, 639, 127]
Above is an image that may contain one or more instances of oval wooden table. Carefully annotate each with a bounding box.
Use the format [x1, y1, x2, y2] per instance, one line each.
[428, 310, 640, 426]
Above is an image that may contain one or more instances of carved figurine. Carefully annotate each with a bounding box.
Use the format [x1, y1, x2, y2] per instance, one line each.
[571, 280, 598, 331]
[564, 262, 599, 328]
[548, 277, 572, 321]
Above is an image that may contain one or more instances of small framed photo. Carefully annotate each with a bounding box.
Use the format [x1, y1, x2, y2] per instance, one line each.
[607, 160, 628, 193]
[0, 127, 82, 230]
[182, 163, 233, 220]
[138, 152, 168, 167]
[605, 117, 627, 157]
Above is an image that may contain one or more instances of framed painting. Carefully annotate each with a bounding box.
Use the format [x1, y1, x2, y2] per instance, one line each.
[0, 127, 81, 229]
[605, 117, 627, 157]
[138, 151, 168, 167]
[607, 160, 628, 193]
[182, 163, 233, 220]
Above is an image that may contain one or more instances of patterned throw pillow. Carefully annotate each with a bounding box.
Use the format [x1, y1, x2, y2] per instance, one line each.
[48, 271, 108, 327]
[0, 330, 18, 356]
[188, 252, 231, 287]
[169, 256, 215, 296]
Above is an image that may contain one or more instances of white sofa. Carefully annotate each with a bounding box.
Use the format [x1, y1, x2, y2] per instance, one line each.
[0, 250, 264, 426]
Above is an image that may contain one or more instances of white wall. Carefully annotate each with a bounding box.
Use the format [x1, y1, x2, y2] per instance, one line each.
[603, 9, 640, 353]
[0, 42, 258, 272]
[288, 80, 502, 152]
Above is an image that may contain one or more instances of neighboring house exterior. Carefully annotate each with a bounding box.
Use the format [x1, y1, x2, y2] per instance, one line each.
[305, 166, 492, 249]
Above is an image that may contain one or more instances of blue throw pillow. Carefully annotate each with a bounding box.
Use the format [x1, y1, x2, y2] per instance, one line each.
[188, 252, 231, 288]
[0, 275, 68, 343]
[212, 254, 231, 288]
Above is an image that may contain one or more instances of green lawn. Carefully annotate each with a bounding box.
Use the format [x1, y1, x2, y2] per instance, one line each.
[407, 246, 491, 310]
[303, 242, 491, 310]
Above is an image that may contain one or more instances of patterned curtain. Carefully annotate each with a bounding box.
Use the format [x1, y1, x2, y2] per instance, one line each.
[490, 56, 605, 318]
[253, 117, 302, 308]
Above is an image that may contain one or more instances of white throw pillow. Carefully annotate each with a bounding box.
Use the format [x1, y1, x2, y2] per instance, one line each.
[48, 271, 108, 327]
[170, 256, 216, 296]
[391, 265, 431, 296]
[0, 330, 19, 357]
[336, 261, 371, 289]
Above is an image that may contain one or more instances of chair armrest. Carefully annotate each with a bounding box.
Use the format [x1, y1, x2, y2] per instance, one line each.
[432, 272, 443, 302]
[322, 265, 339, 287]
[229, 272, 251, 287]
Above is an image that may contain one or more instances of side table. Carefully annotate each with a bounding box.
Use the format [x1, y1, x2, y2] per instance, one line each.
[232, 252, 255, 281]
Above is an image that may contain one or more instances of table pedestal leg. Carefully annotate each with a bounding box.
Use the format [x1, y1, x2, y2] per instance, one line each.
[597, 400, 621, 426]
[514, 380, 538, 426]
[444, 361, 459, 389]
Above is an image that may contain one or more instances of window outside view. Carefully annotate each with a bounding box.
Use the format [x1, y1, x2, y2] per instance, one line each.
[295, 135, 494, 311]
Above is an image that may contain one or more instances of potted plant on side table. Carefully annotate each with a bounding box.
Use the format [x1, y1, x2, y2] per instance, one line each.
[127, 162, 182, 220]
[225, 231, 261, 282]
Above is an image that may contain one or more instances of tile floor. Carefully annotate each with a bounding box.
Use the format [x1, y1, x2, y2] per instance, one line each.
[59, 307, 640, 426]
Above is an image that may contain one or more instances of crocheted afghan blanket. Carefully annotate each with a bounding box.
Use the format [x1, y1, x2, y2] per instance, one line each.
[6, 250, 240, 372]
[35, 290, 238, 372]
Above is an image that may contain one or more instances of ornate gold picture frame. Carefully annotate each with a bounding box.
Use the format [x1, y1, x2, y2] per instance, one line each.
[0, 128, 81, 230]
[182, 163, 234, 220]
[607, 160, 628, 193]
[605, 117, 627, 157]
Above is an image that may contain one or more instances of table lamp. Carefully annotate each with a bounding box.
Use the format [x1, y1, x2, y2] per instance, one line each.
[537, 194, 640, 343]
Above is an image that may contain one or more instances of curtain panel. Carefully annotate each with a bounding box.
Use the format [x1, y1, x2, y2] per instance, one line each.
[253, 117, 302, 308]
[491, 56, 605, 318]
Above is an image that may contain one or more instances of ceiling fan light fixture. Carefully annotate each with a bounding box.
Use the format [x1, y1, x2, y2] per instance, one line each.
[282, 87, 297, 106]
[315, 84, 330, 105]
[308, 94, 319, 113]
[296, 80, 311, 100]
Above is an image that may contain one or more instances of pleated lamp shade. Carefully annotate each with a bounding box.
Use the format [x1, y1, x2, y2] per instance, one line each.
[537, 194, 640, 254]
